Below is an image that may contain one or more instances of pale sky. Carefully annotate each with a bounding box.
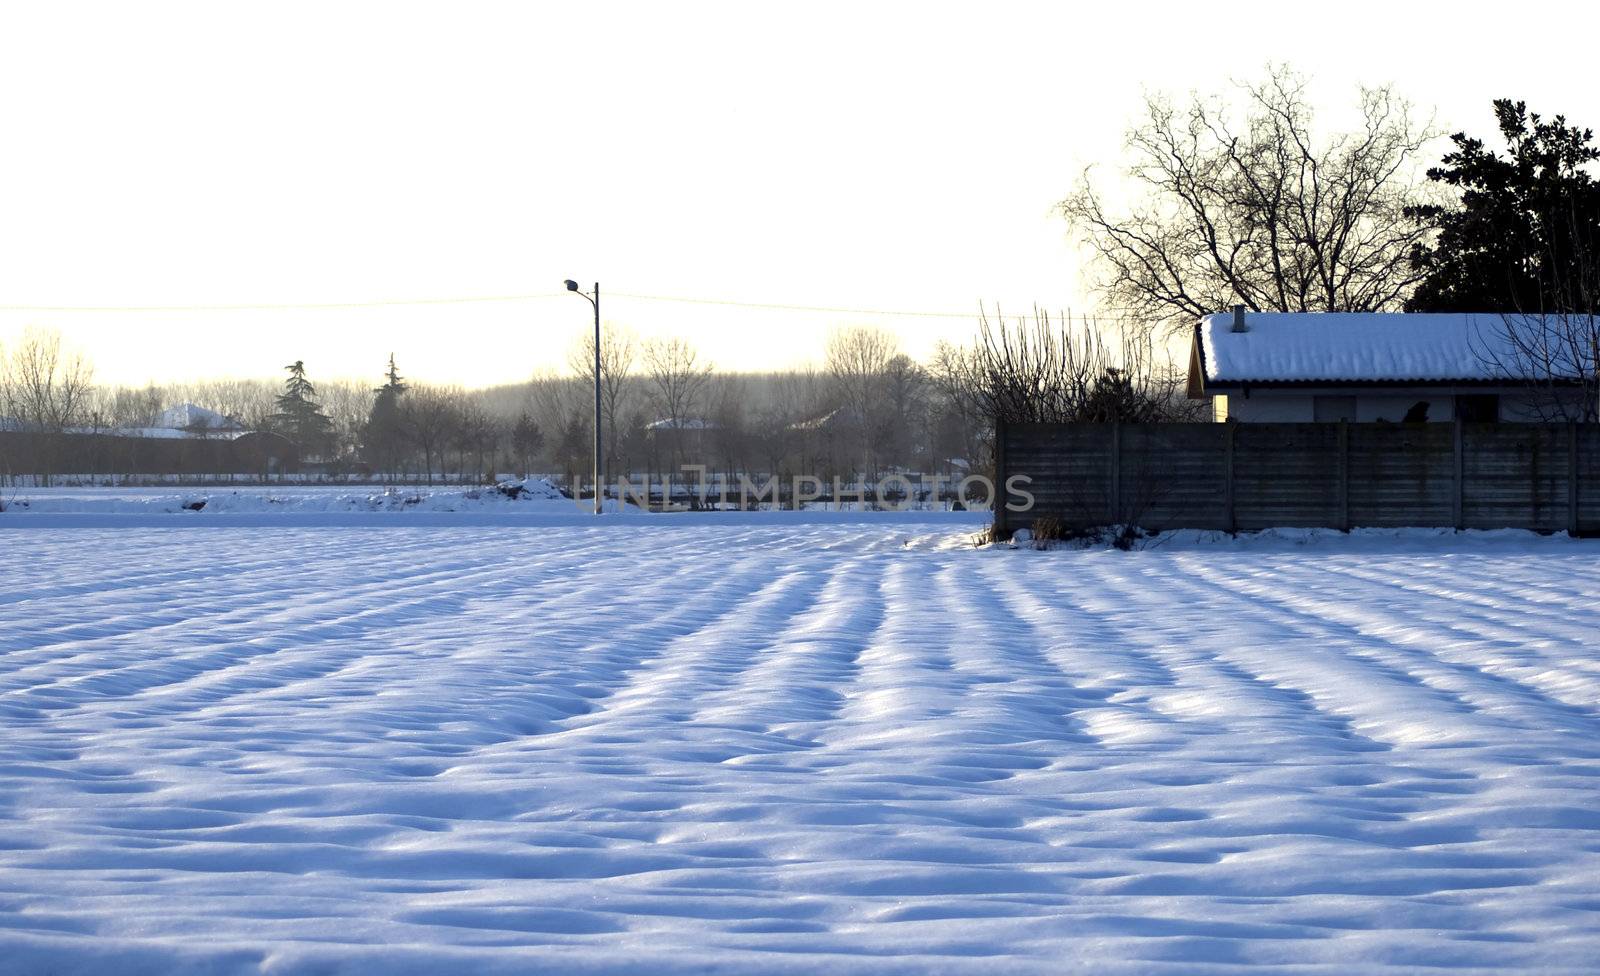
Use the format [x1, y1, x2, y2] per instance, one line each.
[2, 1, 1597, 388]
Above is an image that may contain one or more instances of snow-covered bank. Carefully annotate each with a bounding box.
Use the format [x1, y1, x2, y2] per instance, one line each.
[0, 478, 571, 515]
[3, 523, 1600, 974]
[6, 486, 1594, 544]
[0, 483, 993, 529]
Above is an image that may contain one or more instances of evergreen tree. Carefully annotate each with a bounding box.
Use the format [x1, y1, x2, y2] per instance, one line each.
[273, 360, 335, 458]
[1079, 368, 1164, 423]
[362, 354, 409, 479]
[382, 353, 405, 394]
[1407, 100, 1600, 312]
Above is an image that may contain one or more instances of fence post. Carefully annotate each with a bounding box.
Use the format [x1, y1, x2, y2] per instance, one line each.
[993, 415, 1009, 538]
[1452, 419, 1464, 530]
[1338, 421, 1350, 532]
[1569, 421, 1579, 537]
[1224, 422, 1236, 534]
[1109, 422, 1122, 525]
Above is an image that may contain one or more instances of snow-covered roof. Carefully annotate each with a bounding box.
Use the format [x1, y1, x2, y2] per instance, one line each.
[1197, 312, 1595, 385]
[646, 417, 717, 431]
[159, 403, 242, 430]
[0, 413, 252, 439]
[789, 408, 855, 431]
[69, 425, 253, 440]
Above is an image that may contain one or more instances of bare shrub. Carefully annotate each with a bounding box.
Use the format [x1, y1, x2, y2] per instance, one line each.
[966, 306, 1205, 425]
[1030, 515, 1065, 549]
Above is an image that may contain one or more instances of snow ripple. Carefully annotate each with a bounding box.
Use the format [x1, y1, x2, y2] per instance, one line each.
[0, 524, 1598, 974]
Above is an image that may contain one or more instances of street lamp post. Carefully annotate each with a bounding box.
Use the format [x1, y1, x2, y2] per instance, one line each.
[564, 279, 602, 515]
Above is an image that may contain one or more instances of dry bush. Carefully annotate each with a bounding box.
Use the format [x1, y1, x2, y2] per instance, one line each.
[1030, 515, 1066, 549]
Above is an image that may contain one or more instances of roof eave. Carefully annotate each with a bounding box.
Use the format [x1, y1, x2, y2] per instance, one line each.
[1200, 377, 1586, 389]
[1187, 325, 1210, 399]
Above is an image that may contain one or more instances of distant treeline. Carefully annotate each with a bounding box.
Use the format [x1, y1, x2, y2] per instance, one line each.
[0, 319, 1201, 487]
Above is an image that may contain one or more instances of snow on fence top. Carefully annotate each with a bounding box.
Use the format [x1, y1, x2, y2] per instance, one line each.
[1199, 311, 1595, 384]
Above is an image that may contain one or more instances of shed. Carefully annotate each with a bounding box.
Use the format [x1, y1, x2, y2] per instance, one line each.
[1188, 310, 1595, 423]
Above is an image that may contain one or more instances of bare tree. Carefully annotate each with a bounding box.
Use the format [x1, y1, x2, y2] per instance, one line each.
[400, 385, 462, 485]
[705, 375, 749, 486]
[2, 328, 95, 430]
[97, 383, 166, 428]
[644, 338, 712, 471]
[1062, 65, 1437, 335]
[881, 353, 929, 470]
[509, 410, 545, 478]
[317, 379, 378, 461]
[528, 369, 591, 487]
[453, 397, 501, 482]
[1, 328, 95, 485]
[751, 371, 808, 482]
[825, 326, 898, 475]
[569, 324, 637, 475]
[929, 340, 990, 472]
[1480, 313, 1600, 421]
[550, 407, 592, 488]
[176, 378, 277, 431]
[786, 365, 844, 483]
[1473, 206, 1600, 421]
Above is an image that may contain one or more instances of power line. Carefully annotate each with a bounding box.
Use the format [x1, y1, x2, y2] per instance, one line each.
[0, 293, 570, 312]
[604, 291, 980, 319]
[0, 290, 1162, 326]
[0, 290, 989, 319]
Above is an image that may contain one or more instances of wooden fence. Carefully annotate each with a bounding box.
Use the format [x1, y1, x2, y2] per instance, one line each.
[995, 421, 1600, 536]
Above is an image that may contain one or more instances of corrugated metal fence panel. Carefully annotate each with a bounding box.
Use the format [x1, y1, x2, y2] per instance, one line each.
[1005, 423, 1113, 526]
[1233, 424, 1341, 530]
[1580, 426, 1600, 534]
[1461, 425, 1570, 531]
[1118, 423, 1230, 530]
[1348, 424, 1453, 527]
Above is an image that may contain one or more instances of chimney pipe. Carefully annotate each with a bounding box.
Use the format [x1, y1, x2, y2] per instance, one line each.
[1231, 304, 1247, 333]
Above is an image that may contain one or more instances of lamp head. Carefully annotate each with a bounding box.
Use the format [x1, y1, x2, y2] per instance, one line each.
[564, 279, 579, 292]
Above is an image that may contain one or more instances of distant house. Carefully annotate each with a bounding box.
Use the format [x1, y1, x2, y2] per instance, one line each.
[1188, 309, 1592, 423]
[645, 417, 719, 459]
[157, 403, 245, 434]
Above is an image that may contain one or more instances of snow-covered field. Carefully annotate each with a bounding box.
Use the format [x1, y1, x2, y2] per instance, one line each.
[3, 510, 1600, 974]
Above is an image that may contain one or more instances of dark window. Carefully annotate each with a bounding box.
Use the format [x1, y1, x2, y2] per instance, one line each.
[1313, 396, 1356, 422]
[1456, 394, 1499, 423]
